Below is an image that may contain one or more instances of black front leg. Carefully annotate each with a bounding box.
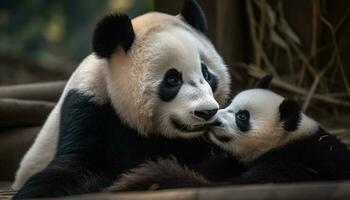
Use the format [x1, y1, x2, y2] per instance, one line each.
[14, 90, 129, 199]
[13, 155, 116, 199]
[228, 161, 321, 184]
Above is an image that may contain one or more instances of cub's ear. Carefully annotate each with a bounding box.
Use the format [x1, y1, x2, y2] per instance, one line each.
[255, 75, 273, 89]
[92, 14, 135, 58]
[181, 0, 208, 33]
[279, 99, 301, 132]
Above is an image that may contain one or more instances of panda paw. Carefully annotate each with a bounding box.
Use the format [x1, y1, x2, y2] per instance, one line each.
[107, 158, 209, 192]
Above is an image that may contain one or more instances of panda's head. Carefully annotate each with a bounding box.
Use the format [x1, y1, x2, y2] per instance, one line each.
[92, 0, 230, 138]
[209, 76, 319, 163]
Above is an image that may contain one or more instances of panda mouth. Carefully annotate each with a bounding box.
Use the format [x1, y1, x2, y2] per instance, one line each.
[170, 117, 207, 132]
[208, 128, 233, 143]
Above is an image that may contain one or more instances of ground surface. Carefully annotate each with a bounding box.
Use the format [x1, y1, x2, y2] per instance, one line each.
[1, 181, 350, 200]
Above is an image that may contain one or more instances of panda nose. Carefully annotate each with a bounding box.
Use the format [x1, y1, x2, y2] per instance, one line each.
[194, 109, 218, 121]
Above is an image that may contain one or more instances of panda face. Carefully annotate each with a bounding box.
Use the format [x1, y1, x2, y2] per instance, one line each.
[156, 63, 219, 137]
[209, 89, 319, 163]
[151, 27, 223, 138]
[105, 13, 230, 138]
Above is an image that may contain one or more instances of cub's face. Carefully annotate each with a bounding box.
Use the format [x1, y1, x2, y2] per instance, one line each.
[209, 89, 285, 161]
[209, 89, 318, 162]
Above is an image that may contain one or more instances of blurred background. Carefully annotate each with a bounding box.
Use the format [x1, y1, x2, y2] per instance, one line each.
[0, 0, 153, 85]
[0, 0, 350, 182]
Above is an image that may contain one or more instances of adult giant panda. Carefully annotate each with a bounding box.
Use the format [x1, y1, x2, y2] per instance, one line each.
[13, 0, 231, 198]
[108, 76, 350, 191]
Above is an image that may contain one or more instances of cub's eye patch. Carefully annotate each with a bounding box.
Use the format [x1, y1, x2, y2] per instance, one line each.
[235, 110, 250, 132]
[236, 110, 250, 121]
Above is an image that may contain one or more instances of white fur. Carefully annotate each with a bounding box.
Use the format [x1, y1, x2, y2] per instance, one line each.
[13, 13, 230, 189]
[105, 13, 230, 138]
[210, 89, 319, 163]
[12, 55, 109, 189]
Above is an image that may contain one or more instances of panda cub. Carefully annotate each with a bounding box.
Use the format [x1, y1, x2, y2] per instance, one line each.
[109, 76, 350, 191]
[209, 76, 350, 184]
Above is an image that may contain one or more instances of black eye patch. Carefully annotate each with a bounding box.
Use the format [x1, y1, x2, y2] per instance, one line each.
[201, 63, 218, 93]
[235, 110, 250, 132]
[158, 68, 183, 102]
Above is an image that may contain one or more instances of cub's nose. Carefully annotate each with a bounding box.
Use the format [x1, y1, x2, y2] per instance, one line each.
[194, 109, 218, 121]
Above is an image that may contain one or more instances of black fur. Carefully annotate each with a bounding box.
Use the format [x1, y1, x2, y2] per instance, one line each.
[181, 0, 208, 33]
[208, 73, 218, 93]
[229, 128, 350, 184]
[108, 158, 209, 192]
[255, 75, 273, 89]
[212, 134, 232, 143]
[158, 69, 183, 102]
[13, 90, 217, 199]
[108, 154, 244, 191]
[235, 110, 251, 132]
[279, 99, 301, 132]
[192, 153, 244, 182]
[92, 14, 135, 58]
[202, 63, 218, 93]
[109, 128, 350, 191]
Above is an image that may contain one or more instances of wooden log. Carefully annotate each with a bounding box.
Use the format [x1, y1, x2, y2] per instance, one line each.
[0, 99, 55, 128]
[0, 81, 66, 102]
[0, 127, 40, 181]
[0, 181, 15, 200]
[40, 181, 350, 200]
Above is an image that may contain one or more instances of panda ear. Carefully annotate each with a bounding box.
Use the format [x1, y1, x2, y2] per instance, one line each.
[279, 99, 301, 132]
[255, 75, 273, 89]
[181, 0, 208, 33]
[92, 14, 135, 58]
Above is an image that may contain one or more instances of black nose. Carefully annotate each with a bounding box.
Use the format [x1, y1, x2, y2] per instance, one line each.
[194, 109, 218, 120]
[211, 120, 223, 127]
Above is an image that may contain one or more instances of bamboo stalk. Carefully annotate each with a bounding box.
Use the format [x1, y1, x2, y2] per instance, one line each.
[246, 0, 262, 68]
[247, 67, 350, 108]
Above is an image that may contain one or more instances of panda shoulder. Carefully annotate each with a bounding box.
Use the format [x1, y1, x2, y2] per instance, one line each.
[66, 54, 110, 104]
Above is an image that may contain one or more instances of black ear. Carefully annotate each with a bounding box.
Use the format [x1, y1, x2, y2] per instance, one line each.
[255, 75, 273, 89]
[92, 14, 135, 58]
[279, 99, 301, 132]
[181, 0, 208, 33]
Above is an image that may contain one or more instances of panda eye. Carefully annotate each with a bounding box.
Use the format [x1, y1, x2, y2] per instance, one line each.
[236, 110, 250, 121]
[201, 63, 211, 81]
[235, 110, 250, 132]
[165, 68, 182, 87]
